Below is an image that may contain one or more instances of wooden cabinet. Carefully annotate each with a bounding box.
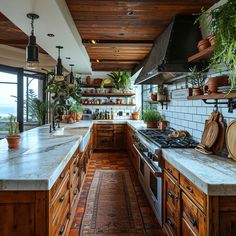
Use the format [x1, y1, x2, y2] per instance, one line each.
[0, 131, 94, 236]
[163, 159, 236, 236]
[94, 124, 125, 150]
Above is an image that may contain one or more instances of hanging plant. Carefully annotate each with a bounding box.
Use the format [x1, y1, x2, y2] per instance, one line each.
[197, 0, 236, 90]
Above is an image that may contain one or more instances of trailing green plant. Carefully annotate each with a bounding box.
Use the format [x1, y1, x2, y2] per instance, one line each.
[158, 86, 168, 95]
[46, 71, 81, 106]
[196, 0, 236, 89]
[31, 98, 49, 125]
[187, 66, 205, 88]
[8, 114, 19, 136]
[119, 71, 131, 90]
[69, 103, 84, 113]
[142, 110, 162, 123]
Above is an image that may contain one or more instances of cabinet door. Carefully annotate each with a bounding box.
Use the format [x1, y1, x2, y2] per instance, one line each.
[114, 132, 125, 149]
[220, 212, 236, 236]
[182, 217, 196, 236]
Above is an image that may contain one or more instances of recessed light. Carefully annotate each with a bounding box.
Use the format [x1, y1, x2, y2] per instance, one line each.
[91, 39, 96, 44]
[127, 11, 134, 16]
[96, 59, 100, 63]
[66, 57, 71, 60]
[47, 33, 55, 37]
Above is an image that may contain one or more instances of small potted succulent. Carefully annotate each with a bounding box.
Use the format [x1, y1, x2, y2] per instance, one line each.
[143, 110, 162, 128]
[157, 86, 168, 101]
[187, 66, 205, 96]
[6, 114, 20, 149]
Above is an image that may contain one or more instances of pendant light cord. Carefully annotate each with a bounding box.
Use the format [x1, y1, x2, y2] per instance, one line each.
[31, 18, 34, 36]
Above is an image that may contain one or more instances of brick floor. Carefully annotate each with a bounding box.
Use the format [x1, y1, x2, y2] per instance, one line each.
[69, 151, 163, 236]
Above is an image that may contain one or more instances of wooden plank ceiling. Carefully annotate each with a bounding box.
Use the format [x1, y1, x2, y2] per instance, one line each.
[0, 13, 46, 53]
[66, 0, 216, 72]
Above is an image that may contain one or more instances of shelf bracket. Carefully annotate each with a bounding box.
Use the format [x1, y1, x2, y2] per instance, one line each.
[202, 98, 236, 113]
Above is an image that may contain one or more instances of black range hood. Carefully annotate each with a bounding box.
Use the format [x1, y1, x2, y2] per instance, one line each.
[134, 15, 202, 85]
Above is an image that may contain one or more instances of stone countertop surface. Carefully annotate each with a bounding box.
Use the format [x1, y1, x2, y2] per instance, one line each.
[0, 121, 93, 191]
[162, 149, 236, 196]
[0, 120, 143, 191]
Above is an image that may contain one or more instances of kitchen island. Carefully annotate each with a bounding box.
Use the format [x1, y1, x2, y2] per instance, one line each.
[1, 120, 236, 236]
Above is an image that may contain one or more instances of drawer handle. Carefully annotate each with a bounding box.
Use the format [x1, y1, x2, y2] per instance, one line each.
[101, 126, 112, 129]
[67, 212, 71, 220]
[190, 218, 198, 227]
[186, 185, 194, 194]
[167, 168, 172, 174]
[167, 190, 174, 199]
[73, 167, 78, 174]
[59, 194, 65, 202]
[73, 188, 78, 196]
[59, 224, 65, 235]
[167, 217, 173, 226]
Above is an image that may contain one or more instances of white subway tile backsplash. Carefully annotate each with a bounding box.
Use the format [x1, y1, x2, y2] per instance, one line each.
[197, 107, 207, 115]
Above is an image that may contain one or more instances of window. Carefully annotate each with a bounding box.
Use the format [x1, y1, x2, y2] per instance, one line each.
[0, 71, 18, 138]
[142, 84, 158, 113]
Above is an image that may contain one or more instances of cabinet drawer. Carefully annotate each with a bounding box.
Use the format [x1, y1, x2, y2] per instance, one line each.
[164, 173, 180, 212]
[182, 217, 196, 236]
[50, 167, 69, 201]
[114, 124, 125, 133]
[164, 205, 178, 236]
[164, 161, 179, 181]
[180, 175, 207, 212]
[52, 203, 70, 236]
[96, 130, 113, 137]
[96, 137, 114, 149]
[182, 192, 206, 236]
[51, 174, 70, 221]
[96, 124, 113, 130]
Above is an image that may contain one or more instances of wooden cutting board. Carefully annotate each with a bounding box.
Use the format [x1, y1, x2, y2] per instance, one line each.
[213, 113, 226, 154]
[226, 120, 236, 161]
[201, 112, 219, 150]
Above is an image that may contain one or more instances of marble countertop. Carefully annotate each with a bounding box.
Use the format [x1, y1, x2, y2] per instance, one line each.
[162, 149, 236, 196]
[0, 121, 93, 191]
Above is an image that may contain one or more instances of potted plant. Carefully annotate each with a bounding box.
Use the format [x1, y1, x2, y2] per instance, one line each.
[6, 114, 20, 149]
[119, 71, 131, 92]
[132, 107, 140, 120]
[157, 86, 168, 101]
[187, 66, 205, 96]
[197, 0, 236, 90]
[31, 98, 48, 125]
[69, 103, 84, 122]
[143, 110, 162, 128]
[151, 92, 157, 101]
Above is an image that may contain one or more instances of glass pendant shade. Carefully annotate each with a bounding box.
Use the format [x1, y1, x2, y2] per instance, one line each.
[26, 13, 39, 68]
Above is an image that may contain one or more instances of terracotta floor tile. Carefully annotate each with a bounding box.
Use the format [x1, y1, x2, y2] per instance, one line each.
[69, 151, 163, 235]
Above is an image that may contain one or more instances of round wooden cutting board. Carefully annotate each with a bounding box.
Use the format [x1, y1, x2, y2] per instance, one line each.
[226, 120, 236, 161]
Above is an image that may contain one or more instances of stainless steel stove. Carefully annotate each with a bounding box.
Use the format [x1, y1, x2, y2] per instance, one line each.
[133, 128, 198, 226]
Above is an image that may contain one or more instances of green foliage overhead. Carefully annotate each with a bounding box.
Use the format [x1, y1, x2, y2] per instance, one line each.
[198, 0, 236, 89]
[104, 71, 131, 90]
[142, 110, 162, 123]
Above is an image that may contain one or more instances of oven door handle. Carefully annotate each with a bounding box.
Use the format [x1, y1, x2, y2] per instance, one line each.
[133, 144, 162, 178]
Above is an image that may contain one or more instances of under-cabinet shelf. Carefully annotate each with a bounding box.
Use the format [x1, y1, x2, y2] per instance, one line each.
[81, 93, 135, 97]
[81, 104, 136, 106]
[187, 93, 236, 100]
[188, 45, 214, 62]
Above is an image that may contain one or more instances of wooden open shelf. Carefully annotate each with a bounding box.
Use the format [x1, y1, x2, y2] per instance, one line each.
[81, 83, 114, 88]
[188, 45, 214, 62]
[81, 93, 135, 97]
[81, 104, 136, 106]
[187, 92, 236, 100]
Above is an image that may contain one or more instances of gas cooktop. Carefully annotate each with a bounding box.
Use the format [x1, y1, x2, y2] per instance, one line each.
[138, 129, 198, 148]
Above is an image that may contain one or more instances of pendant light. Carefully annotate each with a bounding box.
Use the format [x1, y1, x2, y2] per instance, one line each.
[68, 64, 75, 88]
[26, 13, 39, 68]
[55, 46, 64, 81]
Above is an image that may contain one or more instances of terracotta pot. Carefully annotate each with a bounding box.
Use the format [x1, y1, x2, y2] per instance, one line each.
[147, 121, 158, 128]
[203, 76, 229, 94]
[76, 112, 83, 121]
[197, 39, 210, 52]
[158, 120, 168, 131]
[158, 94, 167, 101]
[132, 113, 139, 120]
[6, 135, 20, 149]
[151, 93, 157, 101]
[192, 88, 203, 96]
[70, 112, 77, 120]
[208, 34, 215, 46]
[86, 76, 91, 85]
